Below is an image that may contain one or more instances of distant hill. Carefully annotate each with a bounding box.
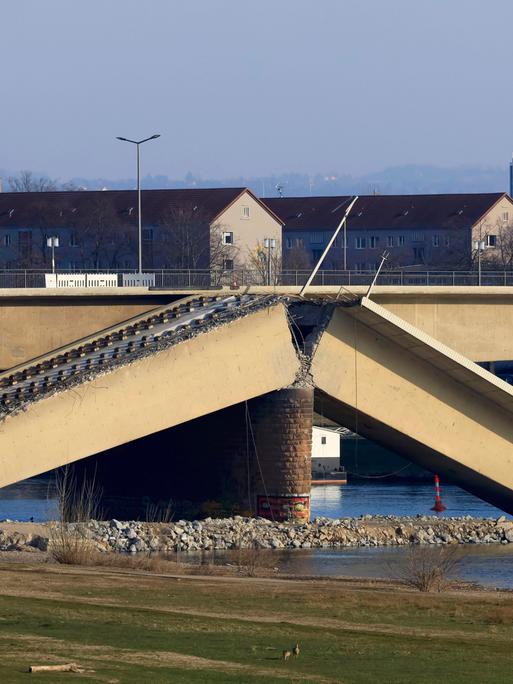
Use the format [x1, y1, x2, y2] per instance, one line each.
[69, 164, 509, 197]
[2, 164, 510, 196]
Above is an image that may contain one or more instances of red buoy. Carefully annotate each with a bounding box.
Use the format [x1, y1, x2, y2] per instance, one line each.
[431, 474, 446, 512]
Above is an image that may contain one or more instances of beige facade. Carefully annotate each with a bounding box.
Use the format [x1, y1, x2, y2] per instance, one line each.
[211, 190, 282, 272]
[471, 195, 513, 265]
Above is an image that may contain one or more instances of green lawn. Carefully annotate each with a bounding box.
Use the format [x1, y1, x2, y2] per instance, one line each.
[0, 562, 512, 683]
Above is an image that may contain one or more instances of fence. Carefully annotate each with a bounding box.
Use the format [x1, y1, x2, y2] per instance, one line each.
[2, 269, 513, 289]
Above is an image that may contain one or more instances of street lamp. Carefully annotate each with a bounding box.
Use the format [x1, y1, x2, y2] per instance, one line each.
[473, 238, 485, 286]
[46, 236, 59, 274]
[264, 238, 276, 286]
[116, 134, 160, 274]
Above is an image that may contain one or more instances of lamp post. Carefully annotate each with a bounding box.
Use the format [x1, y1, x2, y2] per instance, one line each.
[473, 238, 485, 285]
[264, 238, 276, 285]
[46, 236, 59, 274]
[116, 134, 160, 274]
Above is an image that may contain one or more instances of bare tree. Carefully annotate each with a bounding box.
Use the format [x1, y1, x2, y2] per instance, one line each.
[156, 202, 211, 269]
[155, 204, 238, 274]
[73, 196, 134, 269]
[284, 244, 311, 270]
[7, 170, 58, 192]
[246, 239, 282, 284]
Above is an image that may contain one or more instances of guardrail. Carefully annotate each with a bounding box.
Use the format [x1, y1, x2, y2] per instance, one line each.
[1, 269, 513, 289]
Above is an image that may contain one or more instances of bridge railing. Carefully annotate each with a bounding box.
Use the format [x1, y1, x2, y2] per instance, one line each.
[1, 268, 513, 289]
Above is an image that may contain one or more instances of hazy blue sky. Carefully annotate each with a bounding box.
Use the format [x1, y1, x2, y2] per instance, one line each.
[2, 0, 512, 181]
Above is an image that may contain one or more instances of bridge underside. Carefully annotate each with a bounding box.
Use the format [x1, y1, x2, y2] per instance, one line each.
[312, 298, 513, 514]
[2, 293, 513, 516]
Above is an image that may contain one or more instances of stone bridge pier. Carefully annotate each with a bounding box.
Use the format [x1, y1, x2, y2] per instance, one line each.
[68, 386, 313, 522]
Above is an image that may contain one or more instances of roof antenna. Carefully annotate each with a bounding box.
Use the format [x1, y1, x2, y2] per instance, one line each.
[299, 196, 358, 297]
[365, 251, 389, 300]
[276, 184, 284, 198]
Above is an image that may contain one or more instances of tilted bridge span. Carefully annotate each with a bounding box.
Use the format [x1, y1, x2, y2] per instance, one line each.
[0, 291, 513, 517]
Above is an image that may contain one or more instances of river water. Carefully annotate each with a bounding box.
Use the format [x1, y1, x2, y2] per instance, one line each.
[1, 478, 513, 588]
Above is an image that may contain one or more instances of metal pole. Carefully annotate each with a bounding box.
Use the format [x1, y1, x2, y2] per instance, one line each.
[267, 242, 271, 286]
[299, 196, 358, 297]
[51, 241, 55, 274]
[137, 143, 142, 275]
[365, 251, 389, 300]
[343, 221, 347, 271]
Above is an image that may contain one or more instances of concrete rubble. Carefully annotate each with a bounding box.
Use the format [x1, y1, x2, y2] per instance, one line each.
[1, 514, 513, 554]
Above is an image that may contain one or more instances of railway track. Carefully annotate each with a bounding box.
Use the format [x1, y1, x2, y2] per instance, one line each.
[0, 294, 270, 417]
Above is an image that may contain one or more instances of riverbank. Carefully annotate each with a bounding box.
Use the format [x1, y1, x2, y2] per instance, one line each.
[0, 561, 512, 683]
[1, 514, 513, 554]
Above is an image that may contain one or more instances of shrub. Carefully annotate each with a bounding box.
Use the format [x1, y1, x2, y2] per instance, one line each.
[393, 544, 462, 592]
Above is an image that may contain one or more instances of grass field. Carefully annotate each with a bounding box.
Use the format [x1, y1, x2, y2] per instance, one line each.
[0, 561, 512, 683]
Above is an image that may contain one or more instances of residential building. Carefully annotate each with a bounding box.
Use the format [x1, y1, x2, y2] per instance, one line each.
[0, 188, 282, 272]
[265, 193, 513, 270]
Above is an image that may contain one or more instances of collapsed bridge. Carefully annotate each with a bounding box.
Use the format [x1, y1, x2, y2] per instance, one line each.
[1, 291, 513, 518]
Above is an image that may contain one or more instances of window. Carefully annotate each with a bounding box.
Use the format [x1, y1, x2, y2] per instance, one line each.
[242, 206, 250, 219]
[3, 235, 11, 247]
[285, 238, 293, 249]
[355, 262, 366, 270]
[310, 231, 324, 244]
[223, 258, 234, 270]
[312, 249, 323, 261]
[355, 237, 366, 249]
[432, 234, 440, 247]
[398, 235, 405, 246]
[321, 436, 327, 445]
[503, 212, 509, 222]
[412, 232, 424, 242]
[295, 238, 304, 248]
[387, 236, 394, 247]
[69, 232, 78, 247]
[486, 234, 497, 248]
[413, 247, 425, 262]
[369, 236, 379, 249]
[222, 231, 234, 245]
[445, 235, 450, 247]
[142, 228, 153, 241]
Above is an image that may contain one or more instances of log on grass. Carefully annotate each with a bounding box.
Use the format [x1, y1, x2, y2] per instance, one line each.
[29, 663, 84, 673]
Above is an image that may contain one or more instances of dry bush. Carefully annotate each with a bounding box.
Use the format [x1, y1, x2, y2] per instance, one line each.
[393, 545, 463, 592]
[234, 538, 278, 577]
[49, 467, 102, 565]
[85, 551, 236, 576]
[145, 500, 174, 523]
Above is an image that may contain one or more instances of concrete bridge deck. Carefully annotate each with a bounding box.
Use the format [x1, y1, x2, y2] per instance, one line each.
[2, 290, 513, 513]
[2, 285, 513, 368]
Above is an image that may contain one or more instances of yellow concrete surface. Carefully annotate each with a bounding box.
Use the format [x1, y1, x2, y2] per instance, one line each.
[0, 295, 172, 369]
[2, 285, 513, 365]
[0, 303, 300, 488]
[311, 303, 513, 512]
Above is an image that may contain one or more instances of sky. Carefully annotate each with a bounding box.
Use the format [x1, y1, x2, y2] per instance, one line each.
[2, 0, 513, 182]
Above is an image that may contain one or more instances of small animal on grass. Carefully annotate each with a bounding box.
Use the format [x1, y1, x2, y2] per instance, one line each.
[282, 649, 292, 661]
[293, 642, 300, 657]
